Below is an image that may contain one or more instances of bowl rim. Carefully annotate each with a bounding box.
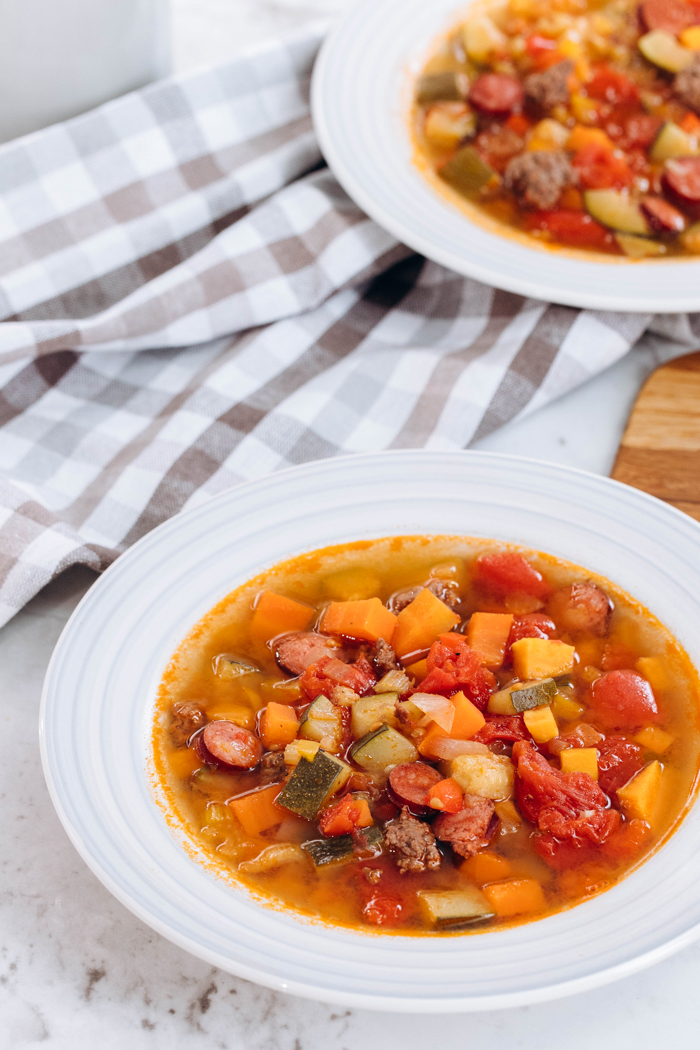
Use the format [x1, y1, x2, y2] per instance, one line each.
[39, 449, 700, 1012]
[311, 0, 700, 313]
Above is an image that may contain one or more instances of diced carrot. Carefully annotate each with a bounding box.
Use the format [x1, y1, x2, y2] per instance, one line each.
[558, 186, 584, 211]
[168, 748, 201, 779]
[320, 597, 397, 643]
[460, 851, 511, 883]
[506, 113, 531, 137]
[406, 657, 428, 681]
[418, 720, 451, 759]
[567, 125, 614, 153]
[681, 111, 700, 135]
[483, 878, 546, 917]
[427, 777, 464, 813]
[207, 705, 256, 730]
[466, 612, 514, 669]
[250, 592, 314, 642]
[392, 588, 460, 659]
[319, 794, 373, 836]
[450, 690, 486, 739]
[259, 701, 300, 750]
[228, 784, 284, 837]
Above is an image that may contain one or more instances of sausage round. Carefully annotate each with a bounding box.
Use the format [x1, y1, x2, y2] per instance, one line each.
[275, 632, 345, 676]
[663, 157, 700, 210]
[641, 195, 687, 234]
[640, 0, 696, 34]
[433, 796, 497, 857]
[200, 721, 263, 769]
[547, 581, 611, 636]
[388, 762, 443, 814]
[470, 74, 524, 115]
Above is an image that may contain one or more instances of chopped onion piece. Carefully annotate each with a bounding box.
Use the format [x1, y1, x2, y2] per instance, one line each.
[428, 738, 490, 760]
[410, 693, 455, 732]
[212, 653, 259, 678]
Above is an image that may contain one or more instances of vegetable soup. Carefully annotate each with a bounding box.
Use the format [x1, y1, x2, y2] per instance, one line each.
[152, 537, 700, 934]
[412, 0, 700, 258]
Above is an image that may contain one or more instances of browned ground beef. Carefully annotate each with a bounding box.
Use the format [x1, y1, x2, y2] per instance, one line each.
[372, 636, 399, 674]
[384, 807, 442, 874]
[504, 150, 574, 210]
[433, 795, 496, 858]
[170, 702, 206, 747]
[525, 60, 574, 110]
[391, 578, 459, 613]
[675, 57, 700, 113]
[259, 751, 287, 781]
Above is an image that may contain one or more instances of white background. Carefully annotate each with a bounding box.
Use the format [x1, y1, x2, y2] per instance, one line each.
[1, 1, 698, 1047]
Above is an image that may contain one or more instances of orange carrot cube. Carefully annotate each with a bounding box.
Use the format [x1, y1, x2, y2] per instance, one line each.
[228, 784, 284, 837]
[427, 777, 464, 813]
[259, 701, 300, 750]
[250, 592, 314, 642]
[483, 878, 546, 917]
[320, 597, 397, 643]
[450, 690, 486, 739]
[460, 852, 511, 883]
[466, 612, 514, 669]
[392, 588, 460, 658]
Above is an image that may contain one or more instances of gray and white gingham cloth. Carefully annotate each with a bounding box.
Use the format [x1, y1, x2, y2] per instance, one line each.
[0, 25, 697, 627]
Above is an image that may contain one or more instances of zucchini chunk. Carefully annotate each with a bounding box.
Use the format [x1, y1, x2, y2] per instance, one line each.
[418, 887, 495, 929]
[277, 749, 351, 820]
[350, 723, 419, 772]
[639, 30, 693, 74]
[650, 121, 698, 162]
[439, 146, 495, 197]
[351, 692, 399, 738]
[299, 695, 343, 752]
[615, 233, 666, 258]
[584, 190, 649, 235]
[302, 826, 383, 866]
[416, 71, 469, 104]
[510, 678, 556, 712]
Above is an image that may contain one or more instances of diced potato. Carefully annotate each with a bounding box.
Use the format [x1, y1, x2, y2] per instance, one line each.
[494, 799, 521, 832]
[571, 92, 601, 125]
[418, 887, 494, 926]
[551, 692, 585, 722]
[527, 118, 570, 152]
[323, 566, 381, 601]
[560, 746, 599, 780]
[451, 752, 514, 800]
[617, 761, 663, 822]
[283, 738, 320, 766]
[634, 726, 674, 754]
[207, 704, 256, 730]
[351, 693, 399, 738]
[635, 656, 671, 693]
[330, 685, 359, 707]
[462, 15, 507, 63]
[237, 844, 307, 874]
[522, 705, 559, 744]
[511, 638, 575, 680]
[424, 102, 476, 149]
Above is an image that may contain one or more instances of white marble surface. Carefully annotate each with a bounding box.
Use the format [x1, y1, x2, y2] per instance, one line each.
[2, 2, 700, 1047]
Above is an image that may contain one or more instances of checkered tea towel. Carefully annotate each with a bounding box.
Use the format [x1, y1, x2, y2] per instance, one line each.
[0, 25, 696, 628]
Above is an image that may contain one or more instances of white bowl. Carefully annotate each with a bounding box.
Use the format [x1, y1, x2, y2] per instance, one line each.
[40, 450, 700, 1012]
[311, 0, 700, 313]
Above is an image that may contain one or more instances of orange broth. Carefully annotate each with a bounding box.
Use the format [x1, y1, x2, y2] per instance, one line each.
[151, 536, 700, 934]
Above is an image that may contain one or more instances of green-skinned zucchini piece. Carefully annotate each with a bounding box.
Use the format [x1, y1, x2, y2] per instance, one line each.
[584, 190, 649, 235]
[276, 749, 351, 821]
[302, 825, 384, 866]
[439, 146, 495, 197]
[349, 723, 419, 772]
[639, 30, 693, 74]
[418, 887, 495, 929]
[555, 674, 574, 688]
[416, 71, 469, 104]
[510, 678, 557, 712]
[299, 695, 343, 751]
[351, 692, 399, 738]
[650, 121, 697, 162]
[615, 233, 667, 258]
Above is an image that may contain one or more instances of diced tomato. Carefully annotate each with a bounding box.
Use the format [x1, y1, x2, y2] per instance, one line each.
[362, 894, 404, 925]
[525, 209, 616, 249]
[506, 112, 531, 137]
[597, 735, 645, 799]
[474, 551, 552, 601]
[588, 670, 659, 729]
[623, 113, 663, 149]
[681, 111, 700, 135]
[601, 817, 652, 861]
[525, 33, 558, 59]
[572, 142, 633, 190]
[319, 794, 373, 836]
[474, 713, 529, 744]
[420, 633, 496, 708]
[534, 833, 601, 870]
[513, 740, 621, 869]
[427, 777, 464, 814]
[504, 611, 557, 666]
[586, 66, 639, 107]
[299, 654, 376, 699]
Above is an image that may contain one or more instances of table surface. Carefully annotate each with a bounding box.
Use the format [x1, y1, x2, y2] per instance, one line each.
[3, 2, 699, 1047]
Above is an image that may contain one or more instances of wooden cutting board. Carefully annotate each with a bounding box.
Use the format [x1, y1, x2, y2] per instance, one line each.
[611, 351, 700, 522]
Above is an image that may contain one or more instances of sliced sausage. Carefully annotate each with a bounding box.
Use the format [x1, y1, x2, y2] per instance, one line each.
[664, 156, 700, 214]
[275, 631, 345, 676]
[200, 721, 262, 769]
[170, 702, 206, 747]
[547, 581, 612, 637]
[388, 762, 443, 814]
[433, 795, 497, 858]
[384, 807, 442, 874]
[470, 74, 524, 115]
[641, 195, 687, 234]
[675, 57, 700, 114]
[641, 0, 697, 34]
